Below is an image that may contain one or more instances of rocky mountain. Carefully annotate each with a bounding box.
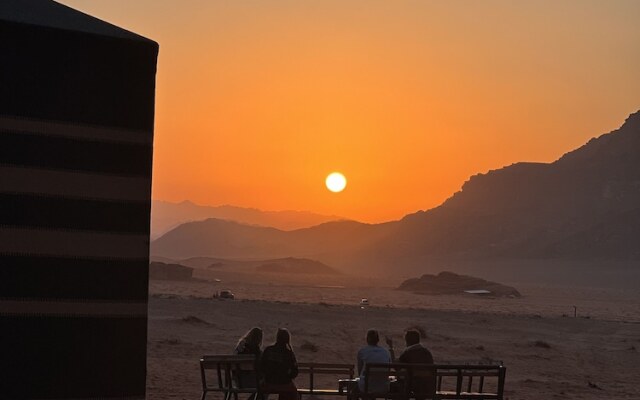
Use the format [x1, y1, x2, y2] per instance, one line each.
[151, 111, 640, 276]
[150, 200, 344, 239]
[373, 110, 640, 267]
[397, 272, 521, 297]
[148, 262, 193, 280]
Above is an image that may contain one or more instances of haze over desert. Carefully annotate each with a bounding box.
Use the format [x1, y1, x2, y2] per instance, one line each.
[146, 268, 640, 400]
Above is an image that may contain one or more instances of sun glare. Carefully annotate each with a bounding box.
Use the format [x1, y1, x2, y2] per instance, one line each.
[326, 172, 347, 193]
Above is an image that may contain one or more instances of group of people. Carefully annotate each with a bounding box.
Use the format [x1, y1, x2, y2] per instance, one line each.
[233, 327, 434, 400]
[235, 327, 299, 400]
[357, 328, 434, 396]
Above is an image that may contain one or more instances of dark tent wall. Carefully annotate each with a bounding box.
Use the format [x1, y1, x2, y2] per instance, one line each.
[0, 1, 158, 398]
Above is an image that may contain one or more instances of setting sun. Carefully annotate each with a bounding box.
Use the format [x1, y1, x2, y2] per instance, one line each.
[326, 172, 347, 193]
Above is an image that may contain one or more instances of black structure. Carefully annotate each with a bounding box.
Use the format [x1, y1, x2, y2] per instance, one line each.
[0, 1, 158, 398]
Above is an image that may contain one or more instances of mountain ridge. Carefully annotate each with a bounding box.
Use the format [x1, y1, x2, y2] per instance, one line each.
[150, 199, 347, 239]
[151, 110, 640, 277]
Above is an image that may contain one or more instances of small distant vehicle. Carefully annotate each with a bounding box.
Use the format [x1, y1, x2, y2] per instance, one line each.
[463, 289, 492, 295]
[360, 298, 369, 307]
[219, 290, 235, 299]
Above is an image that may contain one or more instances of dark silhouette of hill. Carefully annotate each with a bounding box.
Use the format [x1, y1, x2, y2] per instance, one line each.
[150, 200, 344, 239]
[398, 272, 521, 297]
[372, 110, 640, 268]
[150, 218, 393, 261]
[149, 255, 339, 275]
[149, 262, 193, 280]
[151, 111, 640, 276]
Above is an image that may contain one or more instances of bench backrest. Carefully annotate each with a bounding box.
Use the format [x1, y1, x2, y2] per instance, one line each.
[362, 363, 506, 400]
[200, 355, 259, 393]
[434, 364, 506, 399]
[200, 356, 506, 400]
[362, 362, 436, 398]
[297, 362, 355, 393]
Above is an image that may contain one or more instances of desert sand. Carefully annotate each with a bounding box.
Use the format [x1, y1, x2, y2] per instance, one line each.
[147, 270, 640, 400]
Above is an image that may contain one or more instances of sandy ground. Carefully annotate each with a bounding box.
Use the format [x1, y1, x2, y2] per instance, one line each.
[147, 271, 640, 400]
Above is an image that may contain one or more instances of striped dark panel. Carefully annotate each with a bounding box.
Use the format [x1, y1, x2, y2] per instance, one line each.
[0, 21, 157, 131]
[0, 255, 148, 301]
[2, 3, 157, 398]
[0, 316, 147, 399]
[0, 131, 152, 177]
[0, 193, 150, 234]
[0, 165, 151, 202]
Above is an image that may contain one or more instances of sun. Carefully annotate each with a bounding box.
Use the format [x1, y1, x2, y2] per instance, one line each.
[325, 172, 347, 193]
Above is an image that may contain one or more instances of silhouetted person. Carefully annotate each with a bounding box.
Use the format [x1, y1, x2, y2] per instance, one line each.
[386, 329, 435, 399]
[387, 329, 434, 364]
[357, 329, 391, 394]
[234, 327, 263, 391]
[260, 328, 299, 400]
[235, 327, 263, 357]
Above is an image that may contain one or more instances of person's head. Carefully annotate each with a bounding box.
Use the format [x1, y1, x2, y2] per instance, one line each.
[366, 329, 380, 346]
[276, 328, 291, 347]
[240, 327, 263, 348]
[404, 329, 421, 346]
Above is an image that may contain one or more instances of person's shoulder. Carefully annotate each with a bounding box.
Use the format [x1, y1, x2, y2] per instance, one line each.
[415, 344, 433, 362]
[362, 345, 389, 359]
[372, 345, 389, 355]
[405, 344, 423, 352]
[419, 344, 433, 354]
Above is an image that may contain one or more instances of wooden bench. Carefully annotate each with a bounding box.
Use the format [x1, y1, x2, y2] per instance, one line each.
[200, 355, 260, 400]
[358, 362, 436, 400]
[357, 363, 506, 400]
[434, 364, 506, 399]
[200, 355, 355, 400]
[297, 362, 355, 396]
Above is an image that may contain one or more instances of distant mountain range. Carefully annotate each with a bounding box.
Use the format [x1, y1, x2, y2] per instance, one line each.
[150, 200, 344, 239]
[151, 218, 391, 261]
[150, 255, 339, 275]
[151, 111, 640, 276]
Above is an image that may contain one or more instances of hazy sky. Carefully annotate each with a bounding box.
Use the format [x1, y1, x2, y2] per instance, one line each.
[60, 0, 640, 222]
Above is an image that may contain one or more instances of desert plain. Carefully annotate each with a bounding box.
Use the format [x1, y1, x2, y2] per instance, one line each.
[146, 267, 640, 400]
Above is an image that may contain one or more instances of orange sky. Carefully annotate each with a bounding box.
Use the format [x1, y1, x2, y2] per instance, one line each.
[61, 0, 640, 223]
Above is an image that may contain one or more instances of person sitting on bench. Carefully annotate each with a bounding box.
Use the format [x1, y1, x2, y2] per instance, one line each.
[235, 327, 263, 357]
[234, 327, 264, 390]
[386, 329, 433, 364]
[356, 329, 392, 394]
[386, 329, 435, 398]
[261, 328, 299, 400]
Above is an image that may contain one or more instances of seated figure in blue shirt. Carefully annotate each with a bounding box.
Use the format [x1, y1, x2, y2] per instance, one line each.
[356, 329, 391, 394]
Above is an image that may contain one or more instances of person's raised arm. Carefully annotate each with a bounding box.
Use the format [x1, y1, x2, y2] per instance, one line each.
[385, 336, 396, 362]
